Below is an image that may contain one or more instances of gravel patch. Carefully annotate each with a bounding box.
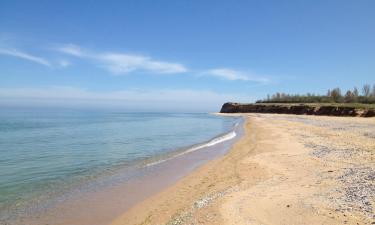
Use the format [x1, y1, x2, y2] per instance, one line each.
[280, 115, 375, 222]
[334, 167, 375, 220]
[273, 115, 375, 139]
[305, 142, 358, 160]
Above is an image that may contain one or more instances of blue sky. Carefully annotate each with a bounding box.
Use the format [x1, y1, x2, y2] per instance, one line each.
[0, 0, 374, 112]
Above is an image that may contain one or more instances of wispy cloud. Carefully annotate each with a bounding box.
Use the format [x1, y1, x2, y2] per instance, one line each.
[204, 68, 270, 83]
[100, 53, 188, 74]
[57, 44, 84, 57]
[56, 44, 272, 83]
[0, 48, 51, 67]
[57, 59, 71, 68]
[57, 44, 188, 74]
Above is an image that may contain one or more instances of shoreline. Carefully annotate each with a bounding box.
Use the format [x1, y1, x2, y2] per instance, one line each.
[13, 115, 243, 225]
[111, 113, 375, 225]
[110, 114, 259, 225]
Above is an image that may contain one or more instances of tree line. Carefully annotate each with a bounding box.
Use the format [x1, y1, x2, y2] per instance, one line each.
[256, 84, 375, 104]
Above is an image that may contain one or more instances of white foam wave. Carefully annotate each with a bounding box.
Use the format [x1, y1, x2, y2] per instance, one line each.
[145, 131, 237, 167]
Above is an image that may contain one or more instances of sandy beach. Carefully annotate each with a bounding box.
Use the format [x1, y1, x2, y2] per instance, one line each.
[111, 113, 375, 225]
[2, 1, 374, 224]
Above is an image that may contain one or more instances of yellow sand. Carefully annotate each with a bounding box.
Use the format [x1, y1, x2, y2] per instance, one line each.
[111, 114, 375, 225]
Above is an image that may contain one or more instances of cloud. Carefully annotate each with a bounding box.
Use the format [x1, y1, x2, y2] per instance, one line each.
[204, 68, 270, 83]
[99, 53, 188, 74]
[0, 48, 51, 67]
[56, 44, 272, 83]
[57, 44, 84, 57]
[0, 86, 251, 112]
[57, 44, 188, 74]
[58, 59, 71, 67]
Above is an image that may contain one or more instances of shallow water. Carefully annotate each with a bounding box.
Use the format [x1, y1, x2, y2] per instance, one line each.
[0, 107, 239, 222]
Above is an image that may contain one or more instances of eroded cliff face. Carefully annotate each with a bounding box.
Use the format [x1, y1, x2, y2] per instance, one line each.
[220, 102, 375, 117]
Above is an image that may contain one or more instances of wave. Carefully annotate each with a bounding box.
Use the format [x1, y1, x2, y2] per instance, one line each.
[145, 131, 237, 167]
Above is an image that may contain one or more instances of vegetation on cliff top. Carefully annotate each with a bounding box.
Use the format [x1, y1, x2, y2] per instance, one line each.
[257, 84, 375, 105]
[252, 102, 375, 109]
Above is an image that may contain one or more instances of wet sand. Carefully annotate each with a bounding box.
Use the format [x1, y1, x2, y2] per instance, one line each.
[111, 114, 375, 225]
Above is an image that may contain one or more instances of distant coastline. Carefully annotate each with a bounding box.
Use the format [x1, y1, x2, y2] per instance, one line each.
[220, 102, 375, 117]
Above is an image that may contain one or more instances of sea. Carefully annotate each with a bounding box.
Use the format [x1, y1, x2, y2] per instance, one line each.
[0, 107, 241, 224]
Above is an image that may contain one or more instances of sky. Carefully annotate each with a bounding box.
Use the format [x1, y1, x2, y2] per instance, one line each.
[0, 0, 374, 112]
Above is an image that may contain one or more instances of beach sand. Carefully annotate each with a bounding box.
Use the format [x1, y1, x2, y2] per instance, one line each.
[110, 114, 375, 225]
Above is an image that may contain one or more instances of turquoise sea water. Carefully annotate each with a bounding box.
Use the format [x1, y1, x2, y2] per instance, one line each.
[0, 108, 239, 221]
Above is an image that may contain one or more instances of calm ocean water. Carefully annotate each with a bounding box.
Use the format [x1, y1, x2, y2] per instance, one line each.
[0, 107, 239, 221]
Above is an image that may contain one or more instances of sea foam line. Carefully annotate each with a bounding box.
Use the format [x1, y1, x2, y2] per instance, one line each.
[145, 131, 237, 167]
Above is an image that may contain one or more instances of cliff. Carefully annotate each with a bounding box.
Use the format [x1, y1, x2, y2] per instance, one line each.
[220, 102, 375, 117]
